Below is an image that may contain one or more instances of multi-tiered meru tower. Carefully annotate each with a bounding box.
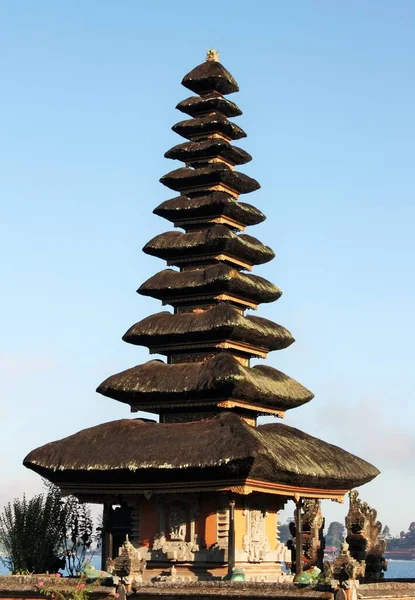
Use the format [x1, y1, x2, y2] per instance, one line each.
[25, 52, 379, 582]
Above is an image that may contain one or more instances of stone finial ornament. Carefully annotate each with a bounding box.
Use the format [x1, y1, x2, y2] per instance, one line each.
[206, 49, 220, 62]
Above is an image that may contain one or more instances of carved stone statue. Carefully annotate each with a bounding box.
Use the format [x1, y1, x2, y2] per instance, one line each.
[345, 490, 387, 582]
[332, 536, 365, 582]
[301, 499, 325, 568]
[111, 535, 146, 585]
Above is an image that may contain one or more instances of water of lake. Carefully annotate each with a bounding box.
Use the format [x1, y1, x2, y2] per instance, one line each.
[1, 557, 415, 579]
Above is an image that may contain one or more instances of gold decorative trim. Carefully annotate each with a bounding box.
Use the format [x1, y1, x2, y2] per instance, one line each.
[175, 183, 239, 199]
[167, 253, 253, 271]
[217, 400, 284, 418]
[174, 215, 245, 231]
[148, 339, 268, 359]
[129, 397, 285, 417]
[160, 292, 257, 311]
[57, 477, 348, 503]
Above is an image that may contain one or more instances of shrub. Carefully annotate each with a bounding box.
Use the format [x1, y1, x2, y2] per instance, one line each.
[0, 483, 97, 575]
[0, 486, 63, 573]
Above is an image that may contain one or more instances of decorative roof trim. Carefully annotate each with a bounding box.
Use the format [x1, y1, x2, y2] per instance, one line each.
[147, 339, 269, 359]
[166, 252, 253, 270]
[54, 477, 348, 502]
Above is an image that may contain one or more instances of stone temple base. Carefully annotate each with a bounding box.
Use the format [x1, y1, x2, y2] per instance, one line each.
[144, 561, 288, 583]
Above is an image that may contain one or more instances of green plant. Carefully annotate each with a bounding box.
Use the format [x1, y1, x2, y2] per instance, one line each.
[0, 487, 64, 573]
[37, 575, 90, 600]
[60, 497, 94, 577]
[0, 482, 99, 575]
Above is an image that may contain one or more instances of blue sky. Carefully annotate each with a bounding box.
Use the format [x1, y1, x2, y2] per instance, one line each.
[1, 0, 414, 534]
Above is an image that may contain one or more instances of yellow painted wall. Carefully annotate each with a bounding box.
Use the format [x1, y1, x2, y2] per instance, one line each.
[234, 506, 247, 551]
[266, 511, 277, 550]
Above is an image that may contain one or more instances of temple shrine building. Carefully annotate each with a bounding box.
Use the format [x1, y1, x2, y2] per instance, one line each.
[24, 51, 379, 583]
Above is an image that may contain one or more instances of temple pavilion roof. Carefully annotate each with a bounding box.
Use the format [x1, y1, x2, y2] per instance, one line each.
[23, 413, 379, 500]
[160, 164, 260, 196]
[153, 193, 265, 229]
[96, 353, 313, 416]
[181, 59, 239, 95]
[172, 114, 247, 141]
[138, 264, 281, 307]
[165, 139, 251, 167]
[176, 93, 242, 118]
[24, 52, 380, 502]
[122, 303, 294, 357]
[143, 225, 274, 268]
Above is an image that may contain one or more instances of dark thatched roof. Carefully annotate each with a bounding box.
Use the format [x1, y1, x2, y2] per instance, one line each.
[172, 114, 246, 141]
[96, 353, 314, 413]
[122, 303, 294, 353]
[176, 94, 242, 118]
[153, 193, 265, 227]
[165, 139, 251, 167]
[181, 61, 239, 95]
[143, 225, 275, 267]
[160, 165, 260, 196]
[23, 413, 379, 492]
[138, 264, 281, 305]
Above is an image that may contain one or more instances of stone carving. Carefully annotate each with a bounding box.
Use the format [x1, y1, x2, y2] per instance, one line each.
[108, 535, 146, 584]
[152, 532, 199, 561]
[243, 508, 270, 562]
[168, 504, 187, 540]
[345, 490, 387, 582]
[332, 539, 365, 583]
[302, 499, 325, 568]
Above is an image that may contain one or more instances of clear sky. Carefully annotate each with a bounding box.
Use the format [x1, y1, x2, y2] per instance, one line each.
[1, 0, 414, 536]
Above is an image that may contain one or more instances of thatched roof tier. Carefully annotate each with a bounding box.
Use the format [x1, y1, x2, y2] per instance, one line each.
[24, 413, 379, 494]
[138, 264, 281, 306]
[181, 61, 239, 95]
[143, 225, 275, 268]
[160, 165, 259, 196]
[96, 353, 314, 413]
[172, 114, 246, 142]
[165, 139, 251, 167]
[176, 94, 242, 118]
[122, 304, 294, 355]
[153, 193, 265, 228]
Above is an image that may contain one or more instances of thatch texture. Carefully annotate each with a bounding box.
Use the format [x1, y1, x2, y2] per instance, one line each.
[165, 139, 251, 166]
[153, 193, 265, 227]
[176, 94, 242, 118]
[172, 114, 246, 141]
[143, 225, 274, 266]
[138, 264, 281, 304]
[160, 165, 260, 196]
[181, 61, 239, 95]
[97, 353, 313, 412]
[23, 413, 379, 490]
[122, 303, 294, 352]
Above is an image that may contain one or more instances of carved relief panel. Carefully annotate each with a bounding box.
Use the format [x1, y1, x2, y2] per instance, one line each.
[168, 503, 187, 541]
[243, 507, 270, 562]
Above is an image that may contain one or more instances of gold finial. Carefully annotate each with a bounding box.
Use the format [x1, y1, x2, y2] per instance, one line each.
[206, 49, 219, 62]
